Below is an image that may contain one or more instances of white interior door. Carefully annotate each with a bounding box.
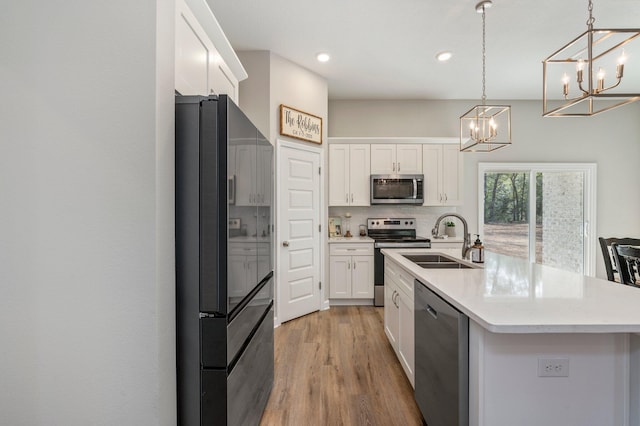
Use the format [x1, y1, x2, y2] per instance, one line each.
[277, 141, 322, 323]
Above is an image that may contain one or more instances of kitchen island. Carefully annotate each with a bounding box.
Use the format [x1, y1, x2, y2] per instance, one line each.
[382, 248, 640, 426]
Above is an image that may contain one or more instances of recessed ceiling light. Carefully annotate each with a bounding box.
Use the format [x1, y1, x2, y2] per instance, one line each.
[436, 51, 453, 62]
[316, 52, 330, 63]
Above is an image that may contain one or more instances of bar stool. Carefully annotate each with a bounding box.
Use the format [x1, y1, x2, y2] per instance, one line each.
[611, 243, 640, 286]
[599, 237, 640, 282]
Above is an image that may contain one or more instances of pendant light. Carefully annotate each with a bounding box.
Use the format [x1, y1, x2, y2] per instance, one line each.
[460, 1, 512, 153]
[542, 0, 640, 117]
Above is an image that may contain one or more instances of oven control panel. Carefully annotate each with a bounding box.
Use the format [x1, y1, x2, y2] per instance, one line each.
[368, 218, 416, 230]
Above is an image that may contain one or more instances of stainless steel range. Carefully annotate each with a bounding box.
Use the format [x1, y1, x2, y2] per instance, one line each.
[368, 218, 431, 306]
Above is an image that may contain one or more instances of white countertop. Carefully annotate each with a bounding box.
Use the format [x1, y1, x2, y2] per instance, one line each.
[328, 236, 374, 243]
[382, 248, 640, 334]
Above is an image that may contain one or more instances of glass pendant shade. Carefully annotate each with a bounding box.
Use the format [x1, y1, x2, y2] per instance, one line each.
[460, 104, 511, 152]
[543, 17, 640, 116]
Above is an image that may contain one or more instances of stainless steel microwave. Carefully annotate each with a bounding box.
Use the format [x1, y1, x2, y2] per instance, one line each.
[370, 174, 424, 205]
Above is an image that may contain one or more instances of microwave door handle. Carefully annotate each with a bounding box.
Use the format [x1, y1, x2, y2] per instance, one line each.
[413, 179, 417, 199]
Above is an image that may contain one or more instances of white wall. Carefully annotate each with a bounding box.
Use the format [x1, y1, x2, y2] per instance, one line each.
[1, 1, 176, 425]
[329, 99, 640, 279]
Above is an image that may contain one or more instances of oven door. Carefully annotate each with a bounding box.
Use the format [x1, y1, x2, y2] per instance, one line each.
[373, 241, 431, 307]
[370, 174, 424, 204]
[373, 246, 385, 306]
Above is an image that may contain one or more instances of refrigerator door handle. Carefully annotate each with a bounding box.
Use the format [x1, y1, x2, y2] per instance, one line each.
[228, 175, 236, 205]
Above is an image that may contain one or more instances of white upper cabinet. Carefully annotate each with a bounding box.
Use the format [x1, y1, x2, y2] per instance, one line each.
[423, 143, 463, 206]
[175, 0, 245, 102]
[371, 144, 422, 174]
[396, 144, 423, 174]
[329, 144, 370, 206]
[370, 144, 396, 174]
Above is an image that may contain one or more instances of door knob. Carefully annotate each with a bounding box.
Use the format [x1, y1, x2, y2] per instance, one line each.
[282, 241, 289, 247]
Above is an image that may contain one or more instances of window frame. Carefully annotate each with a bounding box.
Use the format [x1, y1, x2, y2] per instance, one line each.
[478, 162, 597, 276]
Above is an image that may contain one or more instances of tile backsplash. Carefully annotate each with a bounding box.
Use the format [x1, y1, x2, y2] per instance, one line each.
[328, 205, 468, 239]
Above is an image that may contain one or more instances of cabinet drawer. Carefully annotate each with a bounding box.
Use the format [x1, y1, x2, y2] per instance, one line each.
[330, 243, 373, 256]
[396, 268, 414, 299]
[229, 244, 269, 256]
[385, 259, 413, 299]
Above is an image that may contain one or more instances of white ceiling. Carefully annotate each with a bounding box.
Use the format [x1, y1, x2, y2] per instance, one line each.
[206, 0, 640, 100]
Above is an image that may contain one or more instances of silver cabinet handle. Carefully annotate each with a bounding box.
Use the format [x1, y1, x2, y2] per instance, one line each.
[353, 262, 357, 269]
[426, 304, 438, 319]
[282, 241, 289, 247]
[348, 262, 351, 269]
[398, 162, 400, 172]
[346, 193, 349, 203]
[444, 193, 448, 202]
[351, 193, 354, 203]
[392, 162, 396, 172]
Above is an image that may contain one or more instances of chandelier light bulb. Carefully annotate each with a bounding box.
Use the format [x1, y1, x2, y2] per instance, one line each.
[596, 67, 605, 92]
[617, 50, 626, 78]
[562, 73, 570, 96]
[489, 117, 497, 137]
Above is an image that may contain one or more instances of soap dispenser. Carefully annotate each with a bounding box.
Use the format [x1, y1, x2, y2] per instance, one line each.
[471, 234, 485, 263]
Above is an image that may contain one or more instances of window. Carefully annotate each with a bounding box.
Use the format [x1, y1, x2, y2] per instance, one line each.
[478, 163, 597, 276]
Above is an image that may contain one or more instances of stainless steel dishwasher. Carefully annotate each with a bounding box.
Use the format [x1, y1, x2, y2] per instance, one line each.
[414, 280, 469, 426]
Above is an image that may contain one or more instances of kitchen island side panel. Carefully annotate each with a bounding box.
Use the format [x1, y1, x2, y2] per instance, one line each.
[468, 321, 628, 426]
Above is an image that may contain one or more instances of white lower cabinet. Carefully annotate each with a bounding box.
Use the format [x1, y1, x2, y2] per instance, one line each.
[329, 242, 374, 299]
[384, 258, 415, 387]
[228, 242, 269, 298]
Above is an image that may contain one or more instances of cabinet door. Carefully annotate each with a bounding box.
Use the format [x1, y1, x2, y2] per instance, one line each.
[396, 144, 422, 174]
[422, 145, 443, 206]
[370, 144, 396, 174]
[329, 145, 350, 206]
[175, 0, 208, 95]
[256, 143, 273, 206]
[348, 144, 371, 206]
[351, 256, 374, 298]
[398, 291, 415, 387]
[384, 282, 399, 350]
[329, 256, 351, 298]
[235, 143, 257, 206]
[174, 0, 239, 102]
[442, 144, 463, 205]
[209, 54, 239, 101]
[228, 255, 248, 298]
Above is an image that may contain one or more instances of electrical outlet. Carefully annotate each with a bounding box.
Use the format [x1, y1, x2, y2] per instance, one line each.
[538, 358, 569, 377]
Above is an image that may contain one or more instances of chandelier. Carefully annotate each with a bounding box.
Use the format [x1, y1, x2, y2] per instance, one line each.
[542, 0, 640, 117]
[460, 1, 511, 153]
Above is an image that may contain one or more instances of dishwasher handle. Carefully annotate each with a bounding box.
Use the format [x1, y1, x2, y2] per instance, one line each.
[425, 304, 438, 319]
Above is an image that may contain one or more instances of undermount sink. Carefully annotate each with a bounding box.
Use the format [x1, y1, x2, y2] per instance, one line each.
[403, 254, 474, 269]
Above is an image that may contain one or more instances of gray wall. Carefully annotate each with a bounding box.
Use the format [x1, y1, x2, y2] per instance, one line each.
[329, 99, 640, 279]
[1, 1, 176, 424]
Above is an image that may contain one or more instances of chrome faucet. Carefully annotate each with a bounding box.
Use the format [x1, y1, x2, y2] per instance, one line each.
[432, 213, 472, 260]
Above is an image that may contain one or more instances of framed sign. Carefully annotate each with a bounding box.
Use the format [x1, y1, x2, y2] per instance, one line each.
[280, 104, 323, 144]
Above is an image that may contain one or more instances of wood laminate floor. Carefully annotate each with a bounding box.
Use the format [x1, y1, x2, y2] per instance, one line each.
[260, 306, 423, 426]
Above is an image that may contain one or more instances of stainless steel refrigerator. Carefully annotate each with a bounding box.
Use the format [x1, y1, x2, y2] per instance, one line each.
[175, 95, 274, 425]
